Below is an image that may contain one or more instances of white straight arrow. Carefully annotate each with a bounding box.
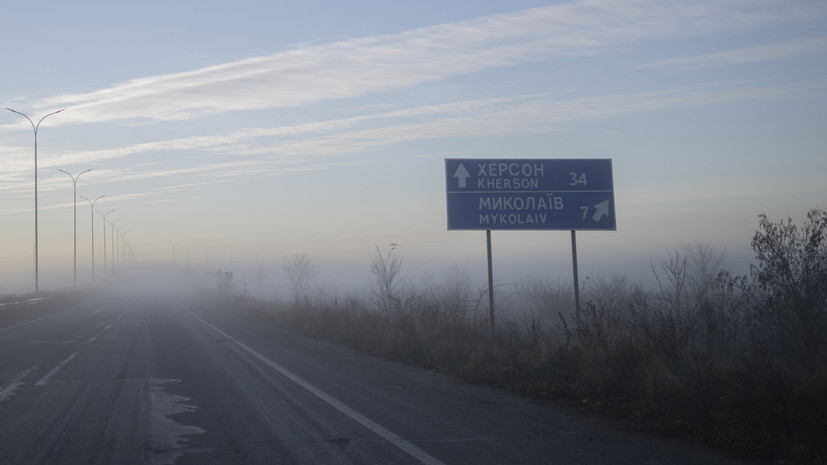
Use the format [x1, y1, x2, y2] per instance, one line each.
[453, 163, 470, 188]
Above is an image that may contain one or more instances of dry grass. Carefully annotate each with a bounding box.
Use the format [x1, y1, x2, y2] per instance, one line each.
[225, 282, 824, 464]
[223, 211, 827, 464]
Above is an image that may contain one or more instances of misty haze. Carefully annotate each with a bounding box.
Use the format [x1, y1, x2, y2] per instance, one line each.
[2, 1, 826, 464]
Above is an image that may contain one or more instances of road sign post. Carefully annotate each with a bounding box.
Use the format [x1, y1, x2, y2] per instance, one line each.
[445, 159, 616, 337]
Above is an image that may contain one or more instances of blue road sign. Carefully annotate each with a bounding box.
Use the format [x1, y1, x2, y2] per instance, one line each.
[446, 158, 616, 230]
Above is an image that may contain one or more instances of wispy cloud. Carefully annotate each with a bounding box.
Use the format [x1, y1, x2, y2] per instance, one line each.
[17, 0, 821, 125]
[640, 35, 827, 69]
[5, 76, 808, 183]
[199, 82, 793, 159]
[0, 191, 151, 215]
[76, 83, 796, 169]
[158, 180, 231, 192]
[144, 195, 212, 206]
[0, 80, 798, 197]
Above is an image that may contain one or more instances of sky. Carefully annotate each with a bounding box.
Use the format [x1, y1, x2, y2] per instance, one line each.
[1, 0, 826, 295]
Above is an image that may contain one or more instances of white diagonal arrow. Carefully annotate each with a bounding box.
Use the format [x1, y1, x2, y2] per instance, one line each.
[453, 163, 470, 188]
[592, 200, 610, 222]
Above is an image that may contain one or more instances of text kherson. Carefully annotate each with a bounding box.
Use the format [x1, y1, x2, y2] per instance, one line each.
[476, 177, 539, 189]
[476, 162, 545, 177]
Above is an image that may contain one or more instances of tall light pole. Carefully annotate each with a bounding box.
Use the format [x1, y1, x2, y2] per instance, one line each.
[80, 195, 104, 283]
[120, 231, 128, 267]
[110, 218, 120, 275]
[125, 239, 132, 266]
[115, 225, 126, 273]
[58, 168, 93, 289]
[97, 209, 114, 279]
[6, 108, 65, 293]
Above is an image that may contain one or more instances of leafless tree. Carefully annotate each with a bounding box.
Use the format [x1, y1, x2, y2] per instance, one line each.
[283, 252, 315, 303]
[371, 245, 403, 313]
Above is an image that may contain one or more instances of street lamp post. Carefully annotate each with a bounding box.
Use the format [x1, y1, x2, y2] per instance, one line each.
[6, 108, 65, 293]
[123, 233, 131, 268]
[115, 225, 126, 273]
[97, 209, 114, 279]
[58, 168, 92, 289]
[120, 231, 128, 267]
[80, 195, 104, 283]
[110, 218, 120, 275]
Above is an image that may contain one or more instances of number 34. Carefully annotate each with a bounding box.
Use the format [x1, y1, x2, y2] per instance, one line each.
[569, 172, 587, 186]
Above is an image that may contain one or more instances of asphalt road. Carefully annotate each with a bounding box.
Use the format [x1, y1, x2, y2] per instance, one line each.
[0, 286, 748, 465]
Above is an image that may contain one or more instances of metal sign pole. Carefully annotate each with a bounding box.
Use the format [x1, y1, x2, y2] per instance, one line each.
[571, 229, 581, 326]
[486, 230, 496, 340]
[445, 158, 616, 337]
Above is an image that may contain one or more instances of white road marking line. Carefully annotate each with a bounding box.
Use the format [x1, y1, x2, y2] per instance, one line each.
[88, 324, 112, 343]
[184, 305, 447, 465]
[0, 380, 26, 402]
[0, 309, 74, 333]
[35, 352, 77, 386]
[0, 368, 37, 403]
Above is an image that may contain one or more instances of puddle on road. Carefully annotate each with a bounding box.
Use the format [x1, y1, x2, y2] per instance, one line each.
[148, 378, 208, 465]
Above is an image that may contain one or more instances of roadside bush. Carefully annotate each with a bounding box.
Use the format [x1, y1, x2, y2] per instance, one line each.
[230, 209, 827, 464]
[745, 209, 827, 368]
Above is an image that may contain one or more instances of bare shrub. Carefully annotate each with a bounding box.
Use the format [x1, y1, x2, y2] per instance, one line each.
[370, 245, 403, 314]
[647, 245, 746, 358]
[226, 210, 827, 463]
[582, 274, 647, 345]
[283, 252, 315, 304]
[434, 265, 476, 324]
[523, 278, 573, 320]
[745, 209, 827, 365]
